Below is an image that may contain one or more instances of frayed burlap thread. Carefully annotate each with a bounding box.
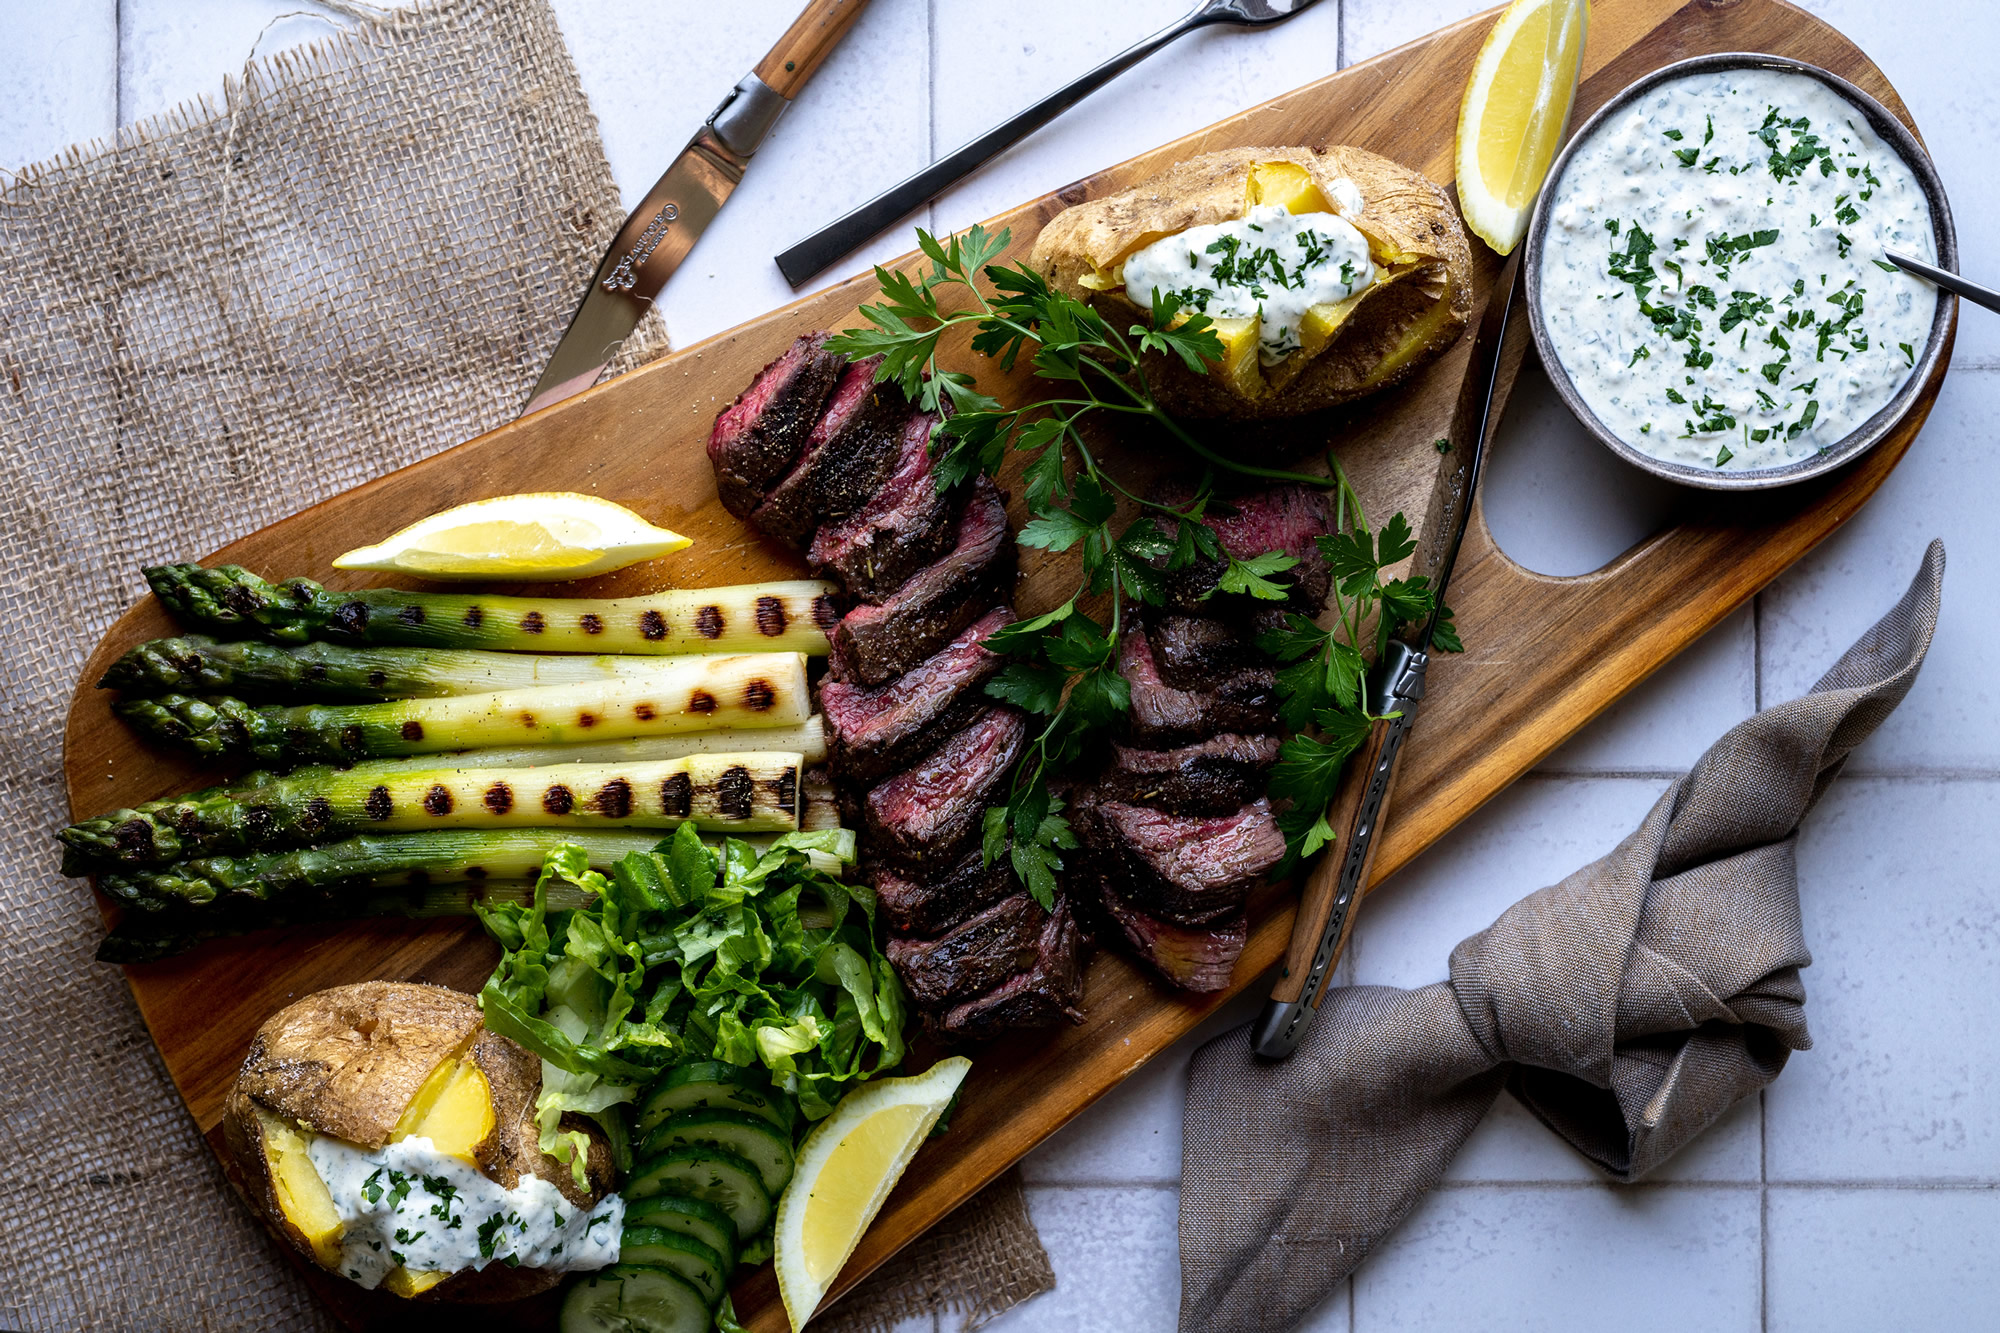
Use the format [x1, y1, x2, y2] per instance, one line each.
[1179, 541, 1946, 1333]
[817, 1170, 1055, 1333]
[0, 3, 1050, 1329]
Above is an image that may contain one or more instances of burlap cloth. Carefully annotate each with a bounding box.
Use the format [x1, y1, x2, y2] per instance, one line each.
[0, 3, 1048, 1328]
[1180, 541, 1948, 1332]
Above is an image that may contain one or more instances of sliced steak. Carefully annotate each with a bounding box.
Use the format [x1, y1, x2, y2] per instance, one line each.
[887, 893, 1048, 1008]
[870, 847, 1017, 938]
[863, 706, 1026, 871]
[707, 333, 846, 520]
[1150, 613, 1263, 688]
[1097, 733, 1280, 815]
[831, 478, 1015, 686]
[808, 409, 954, 601]
[935, 894, 1087, 1042]
[1077, 795, 1284, 925]
[821, 607, 1012, 784]
[1094, 876, 1246, 993]
[750, 357, 909, 545]
[1151, 480, 1334, 621]
[1120, 625, 1276, 746]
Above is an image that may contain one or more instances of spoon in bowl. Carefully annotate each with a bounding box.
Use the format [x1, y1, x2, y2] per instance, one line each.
[1884, 248, 2000, 315]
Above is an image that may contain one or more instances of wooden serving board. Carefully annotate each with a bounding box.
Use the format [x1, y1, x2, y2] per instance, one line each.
[62, 1, 1950, 1328]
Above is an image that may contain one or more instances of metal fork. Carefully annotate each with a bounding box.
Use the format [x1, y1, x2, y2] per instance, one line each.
[773, 0, 1328, 286]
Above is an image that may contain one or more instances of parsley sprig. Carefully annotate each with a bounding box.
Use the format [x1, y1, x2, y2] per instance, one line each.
[829, 226, 1337, 905]
[830, 225, 1454, 894]
[1257, 462, 1458, 870]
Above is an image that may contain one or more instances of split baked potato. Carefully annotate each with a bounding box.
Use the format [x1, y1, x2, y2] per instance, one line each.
[1030, 145, 1474, 419]
[222, 980, 615, 1303]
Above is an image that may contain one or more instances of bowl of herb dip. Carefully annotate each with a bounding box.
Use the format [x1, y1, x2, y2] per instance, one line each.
[1525, 53, 1956, 489]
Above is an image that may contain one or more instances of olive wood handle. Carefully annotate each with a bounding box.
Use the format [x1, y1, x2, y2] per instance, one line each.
[754, 0, 871, 100]
[1267, 715, 1404, 1006]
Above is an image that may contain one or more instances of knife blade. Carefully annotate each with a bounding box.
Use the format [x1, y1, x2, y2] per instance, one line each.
[522, 0, 871, 417]
[1249, 249, 1522, 1061]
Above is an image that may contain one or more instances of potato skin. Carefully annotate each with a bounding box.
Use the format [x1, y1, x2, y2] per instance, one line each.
[222, 981, 612, 1304]
[1029, 145, 1474, 421]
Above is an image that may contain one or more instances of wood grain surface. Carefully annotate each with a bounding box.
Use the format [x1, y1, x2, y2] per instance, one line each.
[60, 1, 1952, 1328]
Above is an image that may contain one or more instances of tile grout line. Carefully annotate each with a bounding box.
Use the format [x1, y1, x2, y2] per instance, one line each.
[924, 0, 938, 238]
[113, 0, 125, 127]
[1760, 1087, 1769, 1333]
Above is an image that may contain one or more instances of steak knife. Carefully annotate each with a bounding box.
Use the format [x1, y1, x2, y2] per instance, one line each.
[1250, 249, 1522, 1061]
[522, 0, 871, 417]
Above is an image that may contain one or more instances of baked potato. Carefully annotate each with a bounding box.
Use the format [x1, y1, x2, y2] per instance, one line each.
[222, 980, 617, 1303]
[1030, 145, 1474, 420]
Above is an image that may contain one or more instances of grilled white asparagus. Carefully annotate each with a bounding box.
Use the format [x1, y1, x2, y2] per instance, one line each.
[61, 753, 805, 866]
[114, 653, 808, 764]
[144, 563, 836, 655]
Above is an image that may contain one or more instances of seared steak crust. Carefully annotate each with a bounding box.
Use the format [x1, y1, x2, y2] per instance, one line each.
[832, 478, 1015, 687]
[934, 894, 1087, 1042]
[707, 333, 846, 520]
[1120, 626, 1276, 746]
[863, 706, 1026, 872]
[870, 848, 1018, 939]
[751, 357, 910, 545]
[1076, 795, 1284, 925]
[1097, 733, 1280, 815]
[808, 410, 954, 601]
[887, 893, 1048, 1008]
[821, 607, 1012, 785]
[1092, 876, 1245, 993]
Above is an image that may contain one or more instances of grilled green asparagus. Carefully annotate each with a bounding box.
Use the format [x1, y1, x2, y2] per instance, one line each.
[114, 653, 807, 764]
[99, 635, 734, 701]
[144, 564, 835, 655]
[94, 879, 586, 964]
[97, 825, 857, 916]
[61, 752, 805, 867]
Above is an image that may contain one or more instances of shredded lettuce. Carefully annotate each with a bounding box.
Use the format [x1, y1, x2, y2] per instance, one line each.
[475, 826, 907, 1177]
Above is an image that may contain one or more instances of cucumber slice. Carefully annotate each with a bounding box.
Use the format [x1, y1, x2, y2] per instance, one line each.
[642, 1108, 795, 1196]
[636, 1061, 797, 1136]
[623, 1145, 773, 1241]
[619, 1226, 726, 1306]
[560, 1264, 710, 1333]
[620, 1193, 738, 1270]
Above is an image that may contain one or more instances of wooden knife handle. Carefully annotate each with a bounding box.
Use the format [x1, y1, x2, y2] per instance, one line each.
[1266, 713, 1409, 1006]
[754, 0, 871, 100]
[1252, 641, 1428, 1059]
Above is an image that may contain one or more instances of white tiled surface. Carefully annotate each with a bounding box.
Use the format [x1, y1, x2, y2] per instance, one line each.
[5, 0, 1997, 1328]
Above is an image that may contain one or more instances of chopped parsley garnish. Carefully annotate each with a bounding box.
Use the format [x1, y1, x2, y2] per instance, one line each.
[1900, 341, 1916, 366]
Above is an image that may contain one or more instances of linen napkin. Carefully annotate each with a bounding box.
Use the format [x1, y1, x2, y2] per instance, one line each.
[1179, 539, 1946, 1332]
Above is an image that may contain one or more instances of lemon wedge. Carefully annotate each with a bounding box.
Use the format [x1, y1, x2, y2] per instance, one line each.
[332, 492, 692, 581]
[775, 1057, 971, 1331]
[1454, 0, 1588, 254]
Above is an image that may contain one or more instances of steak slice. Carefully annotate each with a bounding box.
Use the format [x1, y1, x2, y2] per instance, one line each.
[1077, 795, 1284, 925]
[1151, 481, 1334, 622]
[750, 357, 909, 545]
[870, 847, 1017, 938]
[821, 607, 1012, 784]
[707, 333, 846, 520]
[808, 409, 953, 602]
[1150, 613, 1262, 689]
[1121, 626, 1276, 746]
[1094, 876, 1246, 993]
[832, 478, 1015, 686]
[1097, 733, 1279, 815]
[863, 706, 1025, 871]
[935, 894, 1087, 1041]
[887, 893, 1048, 1008]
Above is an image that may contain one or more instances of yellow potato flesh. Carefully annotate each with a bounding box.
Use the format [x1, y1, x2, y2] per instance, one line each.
[383, 1267, 453, 1298]
[1245, 161, 1331, 215]
[394, 1057, 495, 1164]
[1205, 317, 1266, 399]
[257, 1110, 345, 1270]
